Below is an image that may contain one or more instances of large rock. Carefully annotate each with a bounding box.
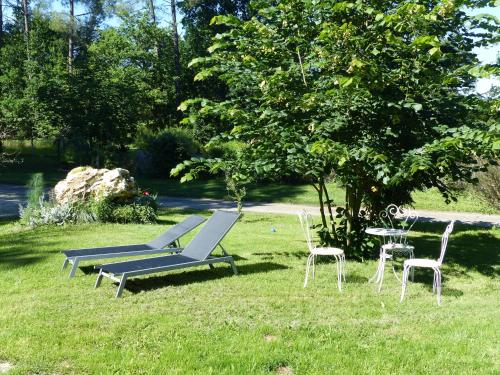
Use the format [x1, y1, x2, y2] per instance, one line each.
[54, 166, 138, 204]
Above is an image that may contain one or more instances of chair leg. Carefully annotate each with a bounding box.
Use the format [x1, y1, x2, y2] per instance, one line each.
[400, 265, 410, 302]
[333, 255, 340, 292]
[432, 271, 437, 293]
[377, 256, 386, 292]
[312, 255, 316, 280]
[115, 275, 128, 298]
[68, 258, 80, 278]
[304, 254, 313, 288]
[208, 264, 215, 270]
[341, 254, 346, 282]
[369, 248, 383, 283]
[410, 250, 415, 282]
[435, 269, 442, 306]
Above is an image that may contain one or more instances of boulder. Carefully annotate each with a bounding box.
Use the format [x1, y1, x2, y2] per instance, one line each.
[54, 166, 137, 204]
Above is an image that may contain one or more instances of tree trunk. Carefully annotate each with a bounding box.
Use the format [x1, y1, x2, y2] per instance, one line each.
[68, 0, 74, 73]
[0, 0, 3, 48]
[22, 0, 29, 56]
[321, 178, 339, 243]
[170, 0, 181, 102]
[147, 0, 160, 58]
[313, 181, 328, 229]
[345, 184, 362, 249]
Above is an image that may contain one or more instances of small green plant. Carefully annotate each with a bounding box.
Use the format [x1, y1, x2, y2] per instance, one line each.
[19, 173, 45, 226]
[90, 193, 158, 224]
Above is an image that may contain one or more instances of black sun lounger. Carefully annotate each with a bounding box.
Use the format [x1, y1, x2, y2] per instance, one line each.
[61, 215, 206, 278]
[94, 210, 240, 298]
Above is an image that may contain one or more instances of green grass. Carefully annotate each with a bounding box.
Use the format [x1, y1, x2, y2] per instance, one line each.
[1, 141, 497, 214]
[0, 210, 498, 374]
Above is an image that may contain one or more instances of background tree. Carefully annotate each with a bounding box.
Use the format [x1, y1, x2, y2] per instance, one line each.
[176, 0, 499, 257]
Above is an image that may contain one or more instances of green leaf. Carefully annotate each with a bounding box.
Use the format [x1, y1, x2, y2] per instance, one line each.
[194, 69, 213, 81]
[180, 173, 194, 183]
[208, 42, 226, 54]
[428, 47, 441, 57]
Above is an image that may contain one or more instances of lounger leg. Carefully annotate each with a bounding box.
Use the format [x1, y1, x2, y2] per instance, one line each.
[69, 258, 80, 278]
[95, 271, 104, 289]
[229, 259, 238, 275]
[208, 264, 215, 270]
[115, 275, 128, 298]
[62, 258, 69, 271]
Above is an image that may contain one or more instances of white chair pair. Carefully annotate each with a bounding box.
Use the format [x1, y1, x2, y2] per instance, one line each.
[400, 221, 455, 306]
[299, 210, 345, 291]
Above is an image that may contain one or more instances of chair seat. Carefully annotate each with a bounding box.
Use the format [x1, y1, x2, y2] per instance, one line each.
[404, 258, 439, 268]
[312, 247, 344, 256]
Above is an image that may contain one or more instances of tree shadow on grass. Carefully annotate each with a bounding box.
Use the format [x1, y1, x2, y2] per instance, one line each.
[345, 273, 369, 284]
[0, 228, 63, 269]
[122, 262, 289, 294]
[410, 229, 498, 278]
[252, 251, 309, 260]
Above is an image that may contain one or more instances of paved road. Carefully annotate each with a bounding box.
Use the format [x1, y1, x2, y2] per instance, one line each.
[1, 184, 499, 227]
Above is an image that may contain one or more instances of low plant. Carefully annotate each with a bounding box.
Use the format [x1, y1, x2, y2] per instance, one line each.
[20, 173, 158, 227]
[19, 197, 97, 227]
[90, 192, 158, 224]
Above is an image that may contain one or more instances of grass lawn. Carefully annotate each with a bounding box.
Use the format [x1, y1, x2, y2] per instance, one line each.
[0, 210, 498, 374]
[0, 141, 497, 214]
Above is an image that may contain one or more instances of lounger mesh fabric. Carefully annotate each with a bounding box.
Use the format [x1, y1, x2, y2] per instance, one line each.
[96, 255, 196, 274]
[63, 215, 205, 258]
[180, 210, 240, 260]
[147, 215, 206, 249]
[64, 244, 155, 258]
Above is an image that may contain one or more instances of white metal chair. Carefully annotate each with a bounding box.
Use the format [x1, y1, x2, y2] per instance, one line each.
[400, 221, 455, 306]
[299, 210, 345, 291]
[375, 204, 418, 291]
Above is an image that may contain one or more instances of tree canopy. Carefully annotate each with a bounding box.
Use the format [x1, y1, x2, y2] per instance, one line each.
[177, 0, 499, 257]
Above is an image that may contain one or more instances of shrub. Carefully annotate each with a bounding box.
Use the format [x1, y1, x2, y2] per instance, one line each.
[135, 127, 200, 177]
[110, 204, 157, 224]
[473, 164, 500, 211]
[19, 172, 158, 227]
[90, 192, 158, 224]
[20, 198, 97, 227]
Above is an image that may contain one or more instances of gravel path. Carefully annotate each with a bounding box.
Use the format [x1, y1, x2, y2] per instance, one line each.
[1, 184, 498, 227]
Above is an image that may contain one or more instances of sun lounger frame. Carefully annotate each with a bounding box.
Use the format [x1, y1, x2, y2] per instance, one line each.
[94, 211, 240, 297]
[61, 215, 205, 278]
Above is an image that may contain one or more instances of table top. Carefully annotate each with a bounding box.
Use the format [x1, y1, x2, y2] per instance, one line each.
[365, 227, 408, 236]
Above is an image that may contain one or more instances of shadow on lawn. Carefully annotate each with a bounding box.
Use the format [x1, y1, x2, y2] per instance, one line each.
[0, 229, 62, 269]
[404, 224, 500, 285]
[122, 262, 289, 294]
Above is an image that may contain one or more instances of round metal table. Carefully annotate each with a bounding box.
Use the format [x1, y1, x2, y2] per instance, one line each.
[366, 227, 412, 290]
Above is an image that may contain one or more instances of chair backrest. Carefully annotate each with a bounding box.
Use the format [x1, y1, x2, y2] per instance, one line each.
[379, 204, 400, 229]
[379, 204, 418, 244]
[437, 221, 455, 265]
[298, 210, 314, 253]
[147, 215, 206, 249]
[180, 210, 240, 260]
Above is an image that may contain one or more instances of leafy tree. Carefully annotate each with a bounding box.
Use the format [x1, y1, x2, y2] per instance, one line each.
[177, 0, 499, 258]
